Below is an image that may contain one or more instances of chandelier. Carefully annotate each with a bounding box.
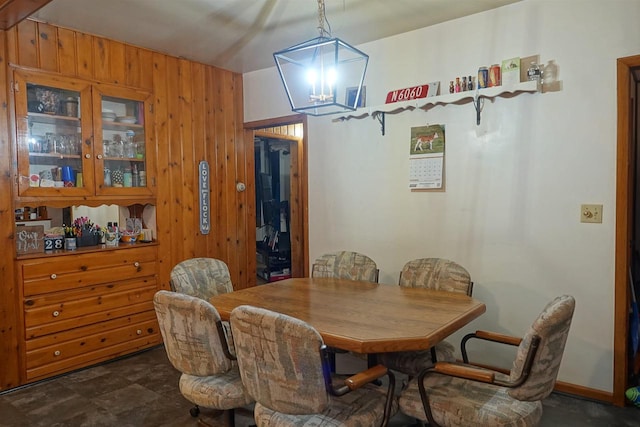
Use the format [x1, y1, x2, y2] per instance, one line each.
[273, 0, 369, 116]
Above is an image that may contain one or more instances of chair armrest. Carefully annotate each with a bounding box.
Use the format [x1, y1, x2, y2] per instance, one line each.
[430, 362, 495, 384]
[461, 330, 522, 363]
[345, 364, 388, 390]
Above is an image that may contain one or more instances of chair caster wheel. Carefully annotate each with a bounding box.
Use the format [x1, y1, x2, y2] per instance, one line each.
[190, 405, 200, 417]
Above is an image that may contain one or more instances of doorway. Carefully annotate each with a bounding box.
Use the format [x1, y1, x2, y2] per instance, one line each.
[244, 115, 309, 286]
[615, 55, 640, 406]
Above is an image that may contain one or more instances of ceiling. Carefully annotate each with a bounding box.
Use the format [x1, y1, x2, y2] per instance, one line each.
[31, 0, 520, 74]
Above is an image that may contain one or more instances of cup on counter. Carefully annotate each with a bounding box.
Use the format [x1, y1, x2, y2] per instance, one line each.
[141, 229, 153, 242]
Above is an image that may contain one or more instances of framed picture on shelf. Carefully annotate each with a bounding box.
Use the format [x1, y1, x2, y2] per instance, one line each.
[346, 86, 366, 108]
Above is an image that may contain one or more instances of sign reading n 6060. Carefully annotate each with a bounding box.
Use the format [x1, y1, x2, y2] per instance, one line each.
[385, 84, 429, 104]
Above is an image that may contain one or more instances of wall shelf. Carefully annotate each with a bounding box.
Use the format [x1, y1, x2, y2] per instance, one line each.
[332, 80, 541, 134]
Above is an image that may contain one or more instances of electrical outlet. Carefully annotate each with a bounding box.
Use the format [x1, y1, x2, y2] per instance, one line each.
[581, 204, 603, 223]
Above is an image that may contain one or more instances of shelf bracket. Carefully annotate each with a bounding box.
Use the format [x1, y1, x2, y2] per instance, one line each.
[473, 93, 484, 126]
[376, 112, 386, 136]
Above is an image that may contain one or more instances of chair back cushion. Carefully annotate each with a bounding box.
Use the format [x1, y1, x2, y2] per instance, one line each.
[311, 251, 379, 282]
[153, 290, 232, 376]
[399, 258, 472, 295]
[509, 295, 575, 401]
[170, 257, 233, 300]
[230, 305, 329, 415]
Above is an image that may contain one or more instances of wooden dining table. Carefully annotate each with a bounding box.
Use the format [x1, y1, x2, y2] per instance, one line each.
[210, 277, 486, 355]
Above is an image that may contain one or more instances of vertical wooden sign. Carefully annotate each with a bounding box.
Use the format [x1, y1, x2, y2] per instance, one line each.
[199, 161, 210, 235]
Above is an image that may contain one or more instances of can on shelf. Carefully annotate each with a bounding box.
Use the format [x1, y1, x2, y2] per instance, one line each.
[489, 64, 501, 87]
[477, 66, 488, 89]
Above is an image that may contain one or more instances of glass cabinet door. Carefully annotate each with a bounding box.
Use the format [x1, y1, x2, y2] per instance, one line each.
[93, 85, 154, 196]
[15, 71, 93, 197]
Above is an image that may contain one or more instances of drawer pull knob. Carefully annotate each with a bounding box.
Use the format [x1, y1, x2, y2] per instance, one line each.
[50, 273, 57, 280]
[52, 311, 60, 317]
[134, 262, 140, 268]
[136, 329, 142, 335]
[54, 350, 61, 357]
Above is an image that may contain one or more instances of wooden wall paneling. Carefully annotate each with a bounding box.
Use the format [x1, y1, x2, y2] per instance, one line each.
[56, 27, 77, 77]
[5, 25, 15, 64]
[75, 31, 92, 79]
[190, 61, 208, 257]
[124, 45, 140, 89]
[177, 58, 196, 259]
[35, 21, 56, 71]
[15, 19, 36, 67]
[242, 127, 256, 289]
[165, 55, 185, 271]
[92, 36, 109, 82]
[210, 68, 225, 263]
[152, 52, 171, 290]
[108, 40, 125, 85]
[137, 48, 153, 91]
[219, 69, 240, 286]
[205, 67, 222, 260]
[0, 28, 21, 390]
[233, 72, 250, 289]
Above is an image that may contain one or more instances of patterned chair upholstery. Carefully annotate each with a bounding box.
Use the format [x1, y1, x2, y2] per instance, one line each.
[378, 258, 473, 376]
[170, 257, 235, 355]
[398, 295, 576, 427]
[170, 257, 233, 299]
[230, 304, 398, 427]
[153, 291, 253, 426]
[312, 251, 379, 283]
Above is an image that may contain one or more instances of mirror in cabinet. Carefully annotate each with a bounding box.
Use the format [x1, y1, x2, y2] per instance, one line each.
[14, 203, 157, 257]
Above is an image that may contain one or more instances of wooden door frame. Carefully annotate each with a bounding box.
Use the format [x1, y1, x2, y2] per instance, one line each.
[614, 55, 640, 406]
[244, 114, 309, 284]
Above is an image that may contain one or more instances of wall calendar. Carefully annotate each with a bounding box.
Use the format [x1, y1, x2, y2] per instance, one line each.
[409, 124, 445, 191]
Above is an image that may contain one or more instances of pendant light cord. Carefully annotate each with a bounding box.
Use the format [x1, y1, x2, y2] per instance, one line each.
[317, 0, 332, 37]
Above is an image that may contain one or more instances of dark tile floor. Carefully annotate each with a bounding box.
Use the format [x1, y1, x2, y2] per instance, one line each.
[0, 345, 638, 426]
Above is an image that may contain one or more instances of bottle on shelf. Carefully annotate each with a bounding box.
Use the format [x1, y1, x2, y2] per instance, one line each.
[125, 130, 136, 158]
[123, 167, 132, 187]
[449, 81, 454, 94]
[132, 164, 139, 187]
[467, 75, 474, 91]
[455, 77, 461, 93]
[462, 76, 467, 91]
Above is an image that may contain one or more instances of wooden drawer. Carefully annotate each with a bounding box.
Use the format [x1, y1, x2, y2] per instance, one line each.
[25, 311, 160, 381]
[20, 246, 157, 296]
[24, 279, 158, 338]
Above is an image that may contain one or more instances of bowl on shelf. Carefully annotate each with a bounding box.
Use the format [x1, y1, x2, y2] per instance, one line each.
[119, 232, 140, 243]
[115, 116, 137, 124]
[102, 109, 116, 121]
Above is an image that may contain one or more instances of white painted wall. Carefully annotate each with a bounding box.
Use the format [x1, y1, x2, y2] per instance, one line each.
[243, 0, 640, 393]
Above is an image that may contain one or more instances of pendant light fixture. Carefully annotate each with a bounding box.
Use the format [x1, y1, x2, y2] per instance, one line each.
[273, 0, 369, 116]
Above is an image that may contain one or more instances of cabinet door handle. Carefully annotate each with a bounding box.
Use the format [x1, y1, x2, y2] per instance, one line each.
[136, 329, 142, 335]
[52, 310, 60, 317]
[133, 262, 140, 268]
[96, 154, 103, 160]
[50, 273, 57, 280]
[84, 153, 91, 159]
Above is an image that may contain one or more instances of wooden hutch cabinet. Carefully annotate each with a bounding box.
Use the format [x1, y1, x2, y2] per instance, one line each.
[11, 67, 161, 384]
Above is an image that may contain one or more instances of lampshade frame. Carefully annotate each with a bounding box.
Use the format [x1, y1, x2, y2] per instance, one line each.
[274, 36, 369, 116]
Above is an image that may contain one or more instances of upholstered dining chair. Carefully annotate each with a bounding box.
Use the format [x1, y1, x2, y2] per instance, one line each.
[170, 257, 233, 299]
[170, 257, 236, 355]
[230, 304, 398, 427]
[153, 290, 253, 426]
[311, 250, 380, 282]
[311, 250, 380, 371]
[377, 257, 473, 376]
[398, 294, 575, 427]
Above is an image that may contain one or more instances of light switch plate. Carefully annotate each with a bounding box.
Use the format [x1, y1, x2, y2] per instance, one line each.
[581, 204, 603, 223]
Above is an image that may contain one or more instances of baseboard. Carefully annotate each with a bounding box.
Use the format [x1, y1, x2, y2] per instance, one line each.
[554, 381, 614, 404]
